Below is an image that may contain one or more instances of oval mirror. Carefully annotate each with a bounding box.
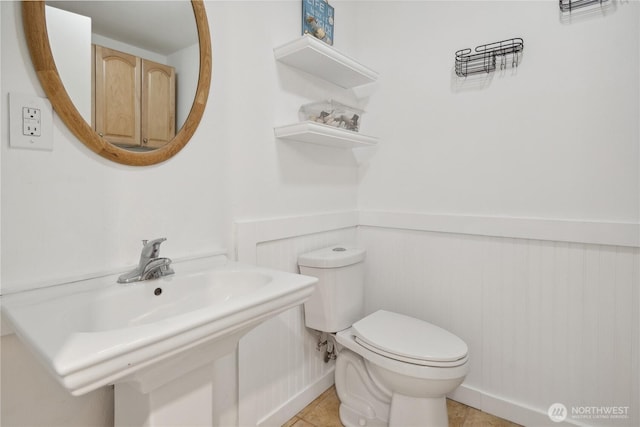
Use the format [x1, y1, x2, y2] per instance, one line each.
[22, 0, 211, 166]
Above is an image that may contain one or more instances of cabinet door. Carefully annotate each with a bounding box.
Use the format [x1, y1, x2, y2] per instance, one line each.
[94, 46, 141, 147]
[141, 59, 176, 149]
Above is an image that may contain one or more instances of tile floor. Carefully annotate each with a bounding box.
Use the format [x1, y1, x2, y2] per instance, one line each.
[283, 386, 522, 427]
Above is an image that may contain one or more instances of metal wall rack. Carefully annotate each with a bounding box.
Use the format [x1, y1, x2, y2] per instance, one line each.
[455, 38, 524, 78]
[559, 0, 609, 12]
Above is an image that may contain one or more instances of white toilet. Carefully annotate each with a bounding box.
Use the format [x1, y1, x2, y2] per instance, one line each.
[298, 245, 469, 427]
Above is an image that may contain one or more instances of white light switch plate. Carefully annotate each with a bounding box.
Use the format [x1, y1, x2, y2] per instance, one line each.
[9, 93, 53, 151]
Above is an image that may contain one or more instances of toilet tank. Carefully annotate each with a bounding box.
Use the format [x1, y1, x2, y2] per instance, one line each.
[298, 246, 366, 333]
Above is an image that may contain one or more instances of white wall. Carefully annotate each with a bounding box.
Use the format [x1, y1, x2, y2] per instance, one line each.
[45, 6, 92, 123]
[1, 0, 361, 425]
[0, 0, 361, 295]
[167, 42, 200, 129]
[0, 0, 227, 295]
[0, 1, 3, 419]
[2, 1, 638, 426]
[351, 2, 640, 426]
[356, 1, 639, 224]
[217, 0, 361, 229]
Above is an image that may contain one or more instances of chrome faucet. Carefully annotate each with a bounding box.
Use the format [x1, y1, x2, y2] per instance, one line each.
[118, 238, 174, 283]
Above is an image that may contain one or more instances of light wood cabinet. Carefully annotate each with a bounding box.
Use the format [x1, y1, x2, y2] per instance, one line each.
[142, 60, 176, 149]
[94, 46, 141, 147]
[93, 45, 175, 149]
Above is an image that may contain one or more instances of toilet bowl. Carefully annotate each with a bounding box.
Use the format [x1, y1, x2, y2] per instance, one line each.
[298, 246, 469, 427]
[335, 310, 468, 427]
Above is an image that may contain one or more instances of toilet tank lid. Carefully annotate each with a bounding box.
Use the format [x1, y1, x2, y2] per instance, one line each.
[298, 245, 366, 268]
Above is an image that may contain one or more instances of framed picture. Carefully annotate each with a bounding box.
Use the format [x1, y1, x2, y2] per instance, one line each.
[302, 0, 334, 45]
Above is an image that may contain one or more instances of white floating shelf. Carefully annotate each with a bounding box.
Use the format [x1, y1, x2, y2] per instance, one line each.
[274, 35, 379, 89]
[274, 122, 378, 149]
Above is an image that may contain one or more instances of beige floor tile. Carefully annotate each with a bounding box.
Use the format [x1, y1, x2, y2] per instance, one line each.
[298, 386, 342, 427]
[447, 398, 470, 426]
[282, 416, 302, 427]
[462, 407, 521, 427]
[296, 387, 332, 419]
[286, 418, 317, 427]
[285, 386, 522, 427]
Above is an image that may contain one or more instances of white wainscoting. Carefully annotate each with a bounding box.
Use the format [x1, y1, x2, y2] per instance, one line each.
[235, 211, 639, 427]
[359, 211, 640, 248]
[359, 226, 639, 427]
[236, 212, 358, 427]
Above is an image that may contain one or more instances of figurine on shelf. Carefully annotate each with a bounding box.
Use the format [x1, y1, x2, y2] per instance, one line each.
[300, 100, 363, 132]
[309, 109, 360, 132]
[342, 114, 360, 132]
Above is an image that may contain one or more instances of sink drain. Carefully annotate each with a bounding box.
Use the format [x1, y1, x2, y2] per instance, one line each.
[154, 288, 162, 296]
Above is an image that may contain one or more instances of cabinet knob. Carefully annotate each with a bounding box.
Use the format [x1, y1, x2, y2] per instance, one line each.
[143, 138, 148, 144]
[98, 132, 103, 137]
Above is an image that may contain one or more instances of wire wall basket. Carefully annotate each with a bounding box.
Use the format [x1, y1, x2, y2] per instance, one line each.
[559, 0, 609, 12]
[455, 38, 524, 78]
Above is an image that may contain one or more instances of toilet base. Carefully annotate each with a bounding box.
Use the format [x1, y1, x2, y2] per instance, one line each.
[335, 348, 390, 427]
[339, 395, 447, 427]
[339, 393, 448, 427]
[335, 348, 458, 427]
[389, 394, 447, 427]
[339, 403, 386, 427]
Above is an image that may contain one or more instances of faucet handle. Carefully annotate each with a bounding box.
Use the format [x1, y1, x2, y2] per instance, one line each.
[141, 237, 167, 258]
[142, 237, 166, 246]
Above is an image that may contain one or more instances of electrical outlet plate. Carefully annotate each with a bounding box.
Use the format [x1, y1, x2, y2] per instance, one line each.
[9, 93, 53, 151]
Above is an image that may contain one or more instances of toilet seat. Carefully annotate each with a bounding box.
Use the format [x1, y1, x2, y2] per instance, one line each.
[351, 310, 468, 367]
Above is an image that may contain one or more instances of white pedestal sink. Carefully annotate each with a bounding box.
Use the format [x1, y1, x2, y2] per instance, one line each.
[1, 256, 317, 426]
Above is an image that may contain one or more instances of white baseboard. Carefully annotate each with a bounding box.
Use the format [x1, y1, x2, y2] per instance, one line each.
[257, 369, 335, 427]
[256, 375, 589, 427]
[450, 384, 590, 427]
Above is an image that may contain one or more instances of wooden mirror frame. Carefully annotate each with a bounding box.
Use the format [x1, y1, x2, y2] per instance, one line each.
[22, 0, 212, 166]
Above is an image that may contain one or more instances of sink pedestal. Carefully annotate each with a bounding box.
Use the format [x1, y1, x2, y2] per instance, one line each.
[113, 331, 244, 427]
[115, 362, 218, 427]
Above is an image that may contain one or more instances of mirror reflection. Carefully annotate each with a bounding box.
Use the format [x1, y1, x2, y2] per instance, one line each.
[45, 1, 199, 152]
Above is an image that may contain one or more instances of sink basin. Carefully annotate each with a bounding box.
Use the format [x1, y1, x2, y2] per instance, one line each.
[1, 256, 317, 397]
[85, 270, 272, 332]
